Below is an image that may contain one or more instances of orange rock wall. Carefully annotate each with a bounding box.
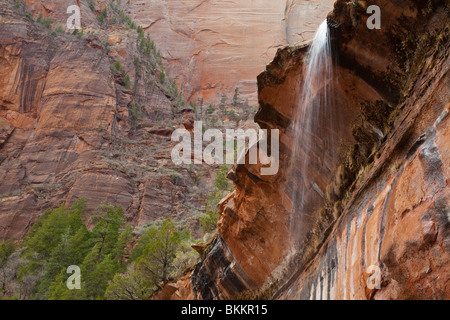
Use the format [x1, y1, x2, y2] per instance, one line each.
[162, 0, 450, 300]
[281, 99, 450, 300]
[126, 0, 335, 104]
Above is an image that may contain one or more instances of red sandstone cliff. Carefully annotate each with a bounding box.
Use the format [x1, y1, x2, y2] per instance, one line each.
[19, 0, 335, 106]
[0, 0, 330, 241]
[162, 0, 449, 300]
[125, 0, 335, 105]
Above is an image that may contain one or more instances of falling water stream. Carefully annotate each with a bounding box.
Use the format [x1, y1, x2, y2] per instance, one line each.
[289, 20, 337, 241]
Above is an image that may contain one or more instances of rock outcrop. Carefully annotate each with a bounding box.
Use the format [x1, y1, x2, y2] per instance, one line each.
[163, 0, 449, 300]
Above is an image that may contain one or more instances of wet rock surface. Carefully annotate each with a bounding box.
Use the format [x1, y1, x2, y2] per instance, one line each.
[163, 0, 449, 300]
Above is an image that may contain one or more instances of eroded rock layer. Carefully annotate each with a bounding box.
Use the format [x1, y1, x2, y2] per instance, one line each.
[164, 0, 449, 300]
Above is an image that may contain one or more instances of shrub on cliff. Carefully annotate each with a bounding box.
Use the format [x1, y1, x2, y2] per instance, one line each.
[112, 61, 125, 76]
[98, 9, 107, 24]
[124, 74, 131, 89]
[129, 102, 141, 130]
[200, 165, 232, 234]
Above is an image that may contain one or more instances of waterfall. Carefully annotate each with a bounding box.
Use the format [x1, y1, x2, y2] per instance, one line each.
[289, 20, 337, 240]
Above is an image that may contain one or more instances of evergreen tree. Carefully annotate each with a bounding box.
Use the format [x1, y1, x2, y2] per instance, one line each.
[87, 254, 119, 299]
[46, 268, 85, 300]
[23, 199, 86, 260]
[18, 199, 87, 297]
[90, 205, 125, 262]
[107, 220, 197, 299]
[67, 225, 92, 265]
[232, 87, 240, 107]
[46, 271, 69, 300]
[135, 219, 181, 289]
[0, 197, 201, 300]
[73, 205, 126, 299]
[114, 225, 133, 271]
[37, 228, 74, 298]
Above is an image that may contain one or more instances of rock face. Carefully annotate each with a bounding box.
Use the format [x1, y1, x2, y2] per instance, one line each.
[0, 1, 333, 239]
[163, 0, 450, 300]
[280, 109, 450, 299]
[0, 0, 255, 240]
[126, 0, 335, 105]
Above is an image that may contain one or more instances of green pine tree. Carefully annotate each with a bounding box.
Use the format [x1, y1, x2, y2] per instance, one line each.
[46, 271, 69, 300]
[135, 219, 181, 290]
[114, 225, 133, 271]
[108, 220, 197, 299]
[90, 205, 125, 262]
[37, 228, 74, 298]
[23, 199, 86, 260]
[87, 254, 119, 299]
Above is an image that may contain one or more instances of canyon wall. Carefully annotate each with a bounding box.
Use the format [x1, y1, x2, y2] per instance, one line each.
[163, 0, 449, 300]
[20, 0, 336, 105]
[276, 0, 450, 300]
[0, 0, 231, 240]
[0, 0, 333, 240]
[126, 0, 335, 104]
